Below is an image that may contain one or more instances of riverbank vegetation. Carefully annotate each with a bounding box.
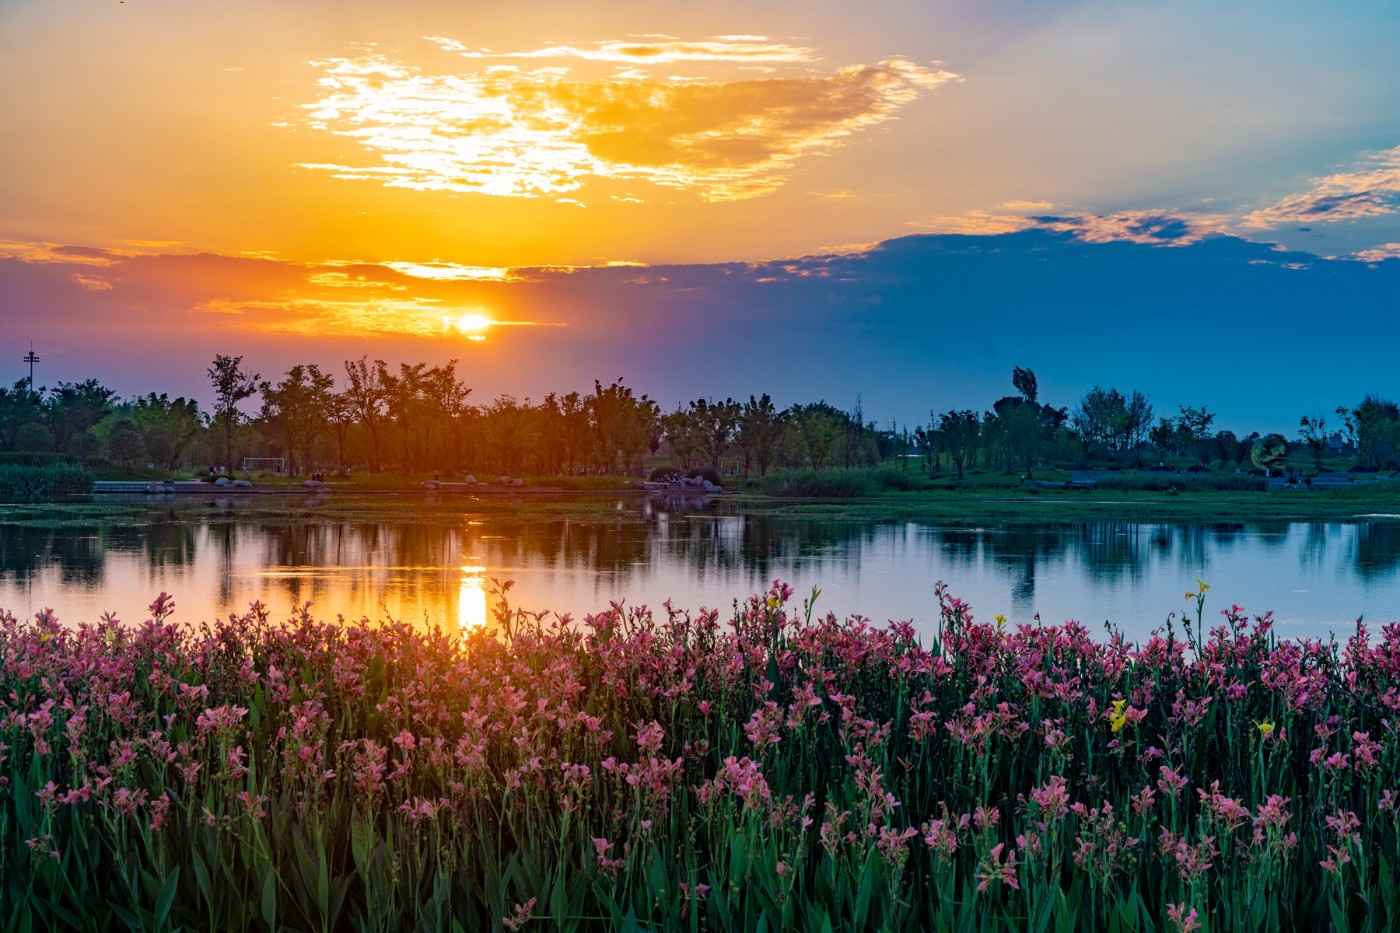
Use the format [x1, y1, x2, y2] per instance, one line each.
[2, 584, 1398, 930]
[3, 358, 1399, 498]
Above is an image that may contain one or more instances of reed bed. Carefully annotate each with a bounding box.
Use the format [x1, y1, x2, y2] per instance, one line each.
[1, 581, 1397, 931]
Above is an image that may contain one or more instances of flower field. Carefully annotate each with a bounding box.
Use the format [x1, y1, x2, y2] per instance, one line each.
[2, 582, 1399, 932]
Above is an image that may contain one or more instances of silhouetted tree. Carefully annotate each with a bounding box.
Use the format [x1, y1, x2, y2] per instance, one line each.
[343, 356, 386, 472]
[207, 355, 263, 471]
[260, 364, 335, 474]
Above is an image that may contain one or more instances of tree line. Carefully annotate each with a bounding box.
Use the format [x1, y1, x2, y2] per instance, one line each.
[0, 357, 1389, 479]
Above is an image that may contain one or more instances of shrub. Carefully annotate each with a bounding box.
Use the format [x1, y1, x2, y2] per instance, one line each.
[1096, 472, 1266, 492]
[686, 465, 722, 486]
[0, 462, 92, 498]
[759, 468, 876, 497]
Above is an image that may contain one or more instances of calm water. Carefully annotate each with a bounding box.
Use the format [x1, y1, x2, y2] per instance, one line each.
[3, 494, 1400, 642]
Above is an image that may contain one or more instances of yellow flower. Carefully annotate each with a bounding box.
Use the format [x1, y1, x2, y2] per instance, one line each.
[994, 613, 1007, 630]
[1196, 578, 1210, 594]
[1185, 592, 1196, 601]
[1109, 699, 1127, 733]
[765, 595, 780, 611]
[1255, 720, 1275, 738]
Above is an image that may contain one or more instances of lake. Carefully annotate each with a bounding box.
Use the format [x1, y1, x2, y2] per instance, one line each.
[3, 493, 1399, 642]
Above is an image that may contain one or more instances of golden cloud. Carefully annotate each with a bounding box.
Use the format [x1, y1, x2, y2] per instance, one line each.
[299, 41, 958, 202]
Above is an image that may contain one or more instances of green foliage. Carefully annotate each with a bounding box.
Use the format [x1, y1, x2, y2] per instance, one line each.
[14, 420, 54, 453]
[1096, 472, 1268, 492]
[0, 462, 92, 498]
[760, 468, 878, 497]
[3, 585, 1400, 930]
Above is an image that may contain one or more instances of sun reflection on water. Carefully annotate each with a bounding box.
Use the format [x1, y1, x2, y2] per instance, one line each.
[458, 565, 487, 632]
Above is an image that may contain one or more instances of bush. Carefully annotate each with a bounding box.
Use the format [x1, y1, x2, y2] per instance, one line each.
[759, 468, 876, 497]
[0, 462, 92, 499]
[13, 421, 54, 453]
[686, 465, 722, 486]
[0, 451, 70, 467]
[871, 467, 923, 491]
[1096, 471, 1266, 492]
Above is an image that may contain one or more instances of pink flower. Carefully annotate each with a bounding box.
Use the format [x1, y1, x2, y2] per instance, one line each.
[1167, 903, 1201, 933]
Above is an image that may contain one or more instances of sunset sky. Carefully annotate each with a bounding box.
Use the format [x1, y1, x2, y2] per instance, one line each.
[3, 0, 1399, 433]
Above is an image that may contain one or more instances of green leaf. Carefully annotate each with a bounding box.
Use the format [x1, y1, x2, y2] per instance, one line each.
[260, 870, 277, 929]
[108, 902, 141, 931]
[853, 849, 878, 930]
[154, 868, 180, 930]
[190, 853, 213, 912]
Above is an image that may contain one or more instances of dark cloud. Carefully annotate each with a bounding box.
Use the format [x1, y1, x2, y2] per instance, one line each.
[3, 230, 1398, 434]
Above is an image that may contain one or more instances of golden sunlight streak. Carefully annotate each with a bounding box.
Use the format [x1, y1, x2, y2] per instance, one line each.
[298, 40, 958, 203]
[458, 565, 488, 631]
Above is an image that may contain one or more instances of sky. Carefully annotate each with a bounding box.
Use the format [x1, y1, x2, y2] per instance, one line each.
[2, 0, 1400, 435]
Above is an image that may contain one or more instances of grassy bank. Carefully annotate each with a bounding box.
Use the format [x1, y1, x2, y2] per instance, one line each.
[745, 484, 1400, 524]
[2, 585, 1397, 930]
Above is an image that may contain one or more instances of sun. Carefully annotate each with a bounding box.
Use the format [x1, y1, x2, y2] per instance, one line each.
[455, 313, 494, 332]
[446, 314, 495, 341]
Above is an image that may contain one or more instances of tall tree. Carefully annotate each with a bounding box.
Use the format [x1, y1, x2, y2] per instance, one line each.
[689, 397, 741, 471]
[343, 357, 387, 472]
[46, 379, 115, 452]
[788, 403, 844, 470]
[1298, 414, 1329, 473]
[737, 394, 785, 479]
[131, 393, 202, 470]
[260, 364, 335, 474]
[206, 355, 263, 471]
[938, 409, 980, 480]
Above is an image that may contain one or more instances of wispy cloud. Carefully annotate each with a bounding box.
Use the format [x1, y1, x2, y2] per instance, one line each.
[1242, 144, 1400, 228]
[915, 208, 1223, 246]
[913, 211, 1037, 236]
[426, 35, 816, 65]
[71, 272, 112, 291]
[1353, 242, 1400, 263]
[0, 241, 131, 266]
[1036, 210, 1225, 246]
[380, 261, 516, 282]
[299, 40, 958, 202]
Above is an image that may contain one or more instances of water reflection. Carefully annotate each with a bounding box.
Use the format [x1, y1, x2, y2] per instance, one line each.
[459, 566, 487, 631]
[2, 497, 1400, 641]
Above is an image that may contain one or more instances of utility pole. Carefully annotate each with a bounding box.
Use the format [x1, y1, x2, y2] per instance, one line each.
[22, 343, 39, 393]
